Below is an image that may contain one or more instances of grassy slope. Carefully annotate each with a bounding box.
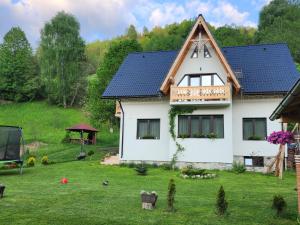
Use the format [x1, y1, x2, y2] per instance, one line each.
[0, 102, 119, 163]
[0, 162, 297, 225]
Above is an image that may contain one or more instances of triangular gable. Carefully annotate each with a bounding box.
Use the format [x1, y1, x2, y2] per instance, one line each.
[160, 14, 241, 94]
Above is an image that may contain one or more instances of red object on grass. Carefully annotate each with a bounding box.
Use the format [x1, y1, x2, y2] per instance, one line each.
[61, 178, 68, 184]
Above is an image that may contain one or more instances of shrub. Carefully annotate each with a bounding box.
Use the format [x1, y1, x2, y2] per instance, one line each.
[27, 157, 36, 167]
[272, 195, 287, 216]
[178, 134, 189, 138]
[160, 163, 172, 170]
[128, 162, 136, 168]
[207, 133, 217, 139]
[41, 155, 49, 165]
[61, 131, 71, 143]
[232, 161, 246, 173]
[135, 164, 148, 175]
[167, 179, 176, 212]
[88, 150, 95, 160]
[181, 167, 206, 176]
[216, 185, 228, 215]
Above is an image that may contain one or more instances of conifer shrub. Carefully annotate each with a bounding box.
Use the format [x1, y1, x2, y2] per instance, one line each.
[216, 185, 228, 215]
[135, 164, 148, 175]
[272, 195, 287, 216]
[167, 179, 176, 212]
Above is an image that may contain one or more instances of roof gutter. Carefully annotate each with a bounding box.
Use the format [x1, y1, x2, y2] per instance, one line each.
[269, 79, 300, 121]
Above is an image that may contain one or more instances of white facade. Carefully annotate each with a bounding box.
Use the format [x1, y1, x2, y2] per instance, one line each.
[117, 30, 284, 169]
[119, 96, 282, 169]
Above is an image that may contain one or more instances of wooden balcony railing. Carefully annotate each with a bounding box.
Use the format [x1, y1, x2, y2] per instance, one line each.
[170, 84, 231, 103]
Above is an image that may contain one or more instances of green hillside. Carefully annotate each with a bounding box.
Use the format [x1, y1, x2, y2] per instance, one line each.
[0, 101, 119, 163]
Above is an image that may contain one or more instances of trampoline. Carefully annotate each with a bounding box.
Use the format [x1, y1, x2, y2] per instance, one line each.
[0, 126, 24, 174]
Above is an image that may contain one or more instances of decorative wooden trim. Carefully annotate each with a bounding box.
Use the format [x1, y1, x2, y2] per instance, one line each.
[170, 84, 231, 102]
[160, 15, 240, 94]
[115, 101, 121, 117]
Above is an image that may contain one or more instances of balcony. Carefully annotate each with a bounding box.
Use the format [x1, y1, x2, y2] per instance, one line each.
[170, 84, 231, 105]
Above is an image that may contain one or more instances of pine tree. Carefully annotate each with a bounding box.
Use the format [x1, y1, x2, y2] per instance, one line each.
[126, 25, 138, 40]
[216, 185, 228, 215]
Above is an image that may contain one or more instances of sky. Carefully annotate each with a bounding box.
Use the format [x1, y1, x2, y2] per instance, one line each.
[0, 0, 271, 47]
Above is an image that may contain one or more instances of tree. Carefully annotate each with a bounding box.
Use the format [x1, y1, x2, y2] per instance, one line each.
[39, 11, 86, 107]
[212, 26, 255, 47]
[0, 27, 40, 101]
[167, 179, 176, 211]
[86, 39, 142, 126]
[255, 0, 300, 62]
[126, 25, 138, 40]
[216, 185, 228, 215]
[140, 19, 194, 51]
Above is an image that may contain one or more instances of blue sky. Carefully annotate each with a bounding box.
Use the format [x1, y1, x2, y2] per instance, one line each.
[0, 0, 271, 47]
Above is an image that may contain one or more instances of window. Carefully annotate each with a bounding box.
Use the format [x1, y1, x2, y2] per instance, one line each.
[178, 74, 224, 87]
[137, 119, 160, 139]
[178, 115, 224, 138]
[243, 118, 267, 140]
[204, 45, 211, 58]
[244, 156, 264, 167]
[191, 46, 198, 58]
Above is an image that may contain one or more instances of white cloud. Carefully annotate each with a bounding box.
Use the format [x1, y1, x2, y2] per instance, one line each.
[0, 0, 257, 47]
[0, 0, 138, 46]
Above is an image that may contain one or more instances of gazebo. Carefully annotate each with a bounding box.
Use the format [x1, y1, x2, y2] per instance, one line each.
[66, 124, 98, 145]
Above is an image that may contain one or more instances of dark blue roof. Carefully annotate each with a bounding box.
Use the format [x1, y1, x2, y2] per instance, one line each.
[103, 43, 299, 98]
[222, 43, 299, 93]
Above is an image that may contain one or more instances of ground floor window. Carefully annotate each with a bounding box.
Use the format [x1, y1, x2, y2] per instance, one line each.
[243, 118, 267, 140]
[178, 115, 224, 138]
[244, 156, 264, 167]
[137, 119, 160, 139]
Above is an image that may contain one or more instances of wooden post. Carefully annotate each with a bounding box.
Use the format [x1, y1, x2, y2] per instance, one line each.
[295, 155, 300, 214]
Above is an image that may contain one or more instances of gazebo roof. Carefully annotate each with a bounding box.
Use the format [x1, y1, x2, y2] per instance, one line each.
[66, 124, 98, 132]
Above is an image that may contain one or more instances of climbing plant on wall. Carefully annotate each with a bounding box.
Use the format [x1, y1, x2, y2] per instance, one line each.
[168, 105, 197, 169]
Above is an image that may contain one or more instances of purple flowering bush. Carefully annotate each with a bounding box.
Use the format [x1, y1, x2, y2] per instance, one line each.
[267, 131, 294, 145]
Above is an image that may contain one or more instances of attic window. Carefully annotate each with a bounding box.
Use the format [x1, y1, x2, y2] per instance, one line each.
[191, 46, 198, 58]
[204, 45, 211, 58]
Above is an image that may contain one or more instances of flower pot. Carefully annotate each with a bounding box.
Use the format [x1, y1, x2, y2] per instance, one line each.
[141, 193, 158, 209]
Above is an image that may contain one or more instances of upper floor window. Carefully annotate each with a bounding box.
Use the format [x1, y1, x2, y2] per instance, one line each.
[204, 45, 211, 58]
[137, 119, 160, 139]
[190, 44, 211, 58]
[243, 118, 267, 140]
[191, 46, 198, 58]
[178, 74, 224, 87]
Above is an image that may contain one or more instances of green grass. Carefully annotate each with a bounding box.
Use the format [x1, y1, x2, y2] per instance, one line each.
[0, 162, 298, 225]
[0, 101, 119, 163]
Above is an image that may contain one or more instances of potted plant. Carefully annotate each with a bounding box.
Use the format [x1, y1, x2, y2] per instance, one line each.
[140, 191, 158, 209]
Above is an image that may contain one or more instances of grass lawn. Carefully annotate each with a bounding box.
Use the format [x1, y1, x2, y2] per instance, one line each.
[0, 161, 298, 225]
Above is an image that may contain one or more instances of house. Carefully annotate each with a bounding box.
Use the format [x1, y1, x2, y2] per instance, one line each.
[103, 15, 299, 170]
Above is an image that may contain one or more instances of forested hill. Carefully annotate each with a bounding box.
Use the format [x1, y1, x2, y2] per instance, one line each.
[86, 0, 300, 75]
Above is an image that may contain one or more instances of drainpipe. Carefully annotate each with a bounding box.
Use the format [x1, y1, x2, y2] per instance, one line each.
[118, 99, 125, 158]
